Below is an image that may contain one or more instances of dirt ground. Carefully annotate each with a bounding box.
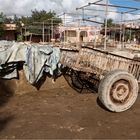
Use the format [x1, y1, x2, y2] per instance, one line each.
[0, 71, 140, 139]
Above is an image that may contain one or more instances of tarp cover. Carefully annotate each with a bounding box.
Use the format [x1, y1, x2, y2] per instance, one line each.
[0, 41, 60, 84]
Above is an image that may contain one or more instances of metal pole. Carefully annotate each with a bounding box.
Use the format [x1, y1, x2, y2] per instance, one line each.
[42, 22, 44, 43]
[64, 13, 66, 43]
[82, 8, 85, 21]
[122, 17, 125, 48]
[119, 13, 123, 46]
[25, 27, 27, 41]
[51, 19, 53, 40]
[90, 3, 139, 10]
[104, 0, 108, 50]
[129, 23, 132, 42]
[21, 27, 23, 41]
[49, 27, 51, 42]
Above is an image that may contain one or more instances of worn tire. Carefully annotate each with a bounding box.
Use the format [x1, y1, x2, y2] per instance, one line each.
[98, 70, 139, 112]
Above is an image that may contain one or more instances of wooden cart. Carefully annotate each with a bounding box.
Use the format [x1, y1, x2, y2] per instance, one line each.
[60, 45, 140, 112]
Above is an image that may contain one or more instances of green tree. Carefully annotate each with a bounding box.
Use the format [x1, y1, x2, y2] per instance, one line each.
[103, 18, 114, 27]
[19, 9, 62, 26]
[0, 12, 5, 37]
[0, 10, 62, 40]
[20, 10, 62, 38]
[13, 15, 20, 25]
[0, 12, 13, 24]
[0, 12, 6, 21]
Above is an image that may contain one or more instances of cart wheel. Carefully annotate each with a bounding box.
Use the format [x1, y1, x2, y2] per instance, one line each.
[98, 70, 139, 112]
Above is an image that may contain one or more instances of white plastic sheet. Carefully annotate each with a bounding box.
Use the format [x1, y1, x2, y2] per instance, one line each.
[0, 41, 60, 84]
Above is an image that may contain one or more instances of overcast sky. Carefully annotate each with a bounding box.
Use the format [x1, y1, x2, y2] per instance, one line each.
[0, 0, 139, 23]
[0, 0, 92, 16]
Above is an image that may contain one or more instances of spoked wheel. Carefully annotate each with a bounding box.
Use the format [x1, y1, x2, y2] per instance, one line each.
[98, 70, 139, 112]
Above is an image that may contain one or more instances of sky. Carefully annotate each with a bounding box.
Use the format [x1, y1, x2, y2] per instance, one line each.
[111, 0, 140, 7]
[0, 0, 140, 24]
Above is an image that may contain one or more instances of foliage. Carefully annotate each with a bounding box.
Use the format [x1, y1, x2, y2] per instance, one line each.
[17, 34, 23, 42]
[0, 12, 6, 22]
[14, 10, 62, 35]
[18, 9, 62, 26]
[0, 12, 13, 24]
[0, 10, 62, 27]
[0, 12, 5, 37]
[103, 18, 114, 27]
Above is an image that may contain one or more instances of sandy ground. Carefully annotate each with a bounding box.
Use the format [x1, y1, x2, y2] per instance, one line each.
[0, 71, 140, 139]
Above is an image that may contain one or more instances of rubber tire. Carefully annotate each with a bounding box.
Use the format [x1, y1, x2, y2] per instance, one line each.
[98, 70, 139, 112]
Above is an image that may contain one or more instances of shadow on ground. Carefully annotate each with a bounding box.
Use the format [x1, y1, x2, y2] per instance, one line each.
[63, 67, 98, 94]
[0, 114, 14, 132]
[0, 79, 15, 107]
